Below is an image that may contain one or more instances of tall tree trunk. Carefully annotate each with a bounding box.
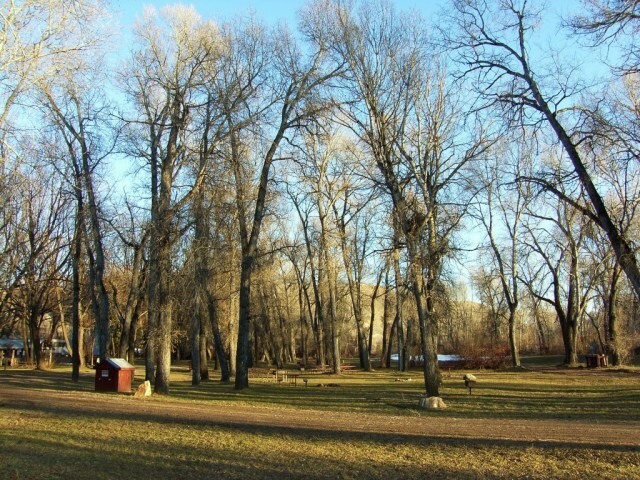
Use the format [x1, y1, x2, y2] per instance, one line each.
[74, 123, 110, 363]
[190, 309, 201, 386]
[555, 279, 579, 367]
[606, 264, 622, 365]
[228, 287, 237, 376]
[368, 267, 385, 359]
[337, 223, 370, 371]
[71, 213, 82, 382]
[392, 244, 406, 372]
[297, 282, 309, 366]
[407, 221, 441, 396]
[235, 259, 252, 388]
[534, 84, 640, 303]
[192, 184, 212, 383]
[152, 91, 183, 394]
[30, 310, 44, 370]
[380, 270, 392, 368]
[314, 177, 340, 372]
[327, 261, 341, 374]
[118, 243, 145, 361]
[207, 293, 230, 381]
[507, 308, 521, 367]
[127, 302, 140, 364]
[155, 303, 172, 393]
[146, 129, 159, 384]
[199, 315, 209, 381]
[232, 120, 285, 389]
[153, 213, 174, 393]
[386, 313, 397, 368]
[565, 252, 580, 366]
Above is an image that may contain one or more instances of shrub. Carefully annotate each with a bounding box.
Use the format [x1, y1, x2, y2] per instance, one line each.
[461, 344, 512, 369]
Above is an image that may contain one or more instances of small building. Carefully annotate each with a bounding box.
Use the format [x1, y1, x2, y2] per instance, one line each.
[95, 358, 136, 393]
[0, 338, 24, 366]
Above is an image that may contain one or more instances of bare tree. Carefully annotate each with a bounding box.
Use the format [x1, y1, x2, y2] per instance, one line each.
[0, 1, 109, 373]
[523, 193, 598, 365]
[225, 20, 339, 389]
[0, 0, 107, 150]
[332, 152, 379, 372]
[0, 164, 27, 332]
[569, 0, 640, 74]
[367, 255, 388, 359]
[472, 267, 508, 348]
[122, 5, 222, 394]
[313, 0, 491, 395]
[445, 0, 640, 303]
[288, 187, 328, 367]
[472, 140, 533, 366]
[110, 202, 148, 364]
[40, 64, 116, 364]
[283, 239, 314, 367]
[288, 128, 352, 373]
[8, 166, 69, 369]
[378, 257, 394, 368]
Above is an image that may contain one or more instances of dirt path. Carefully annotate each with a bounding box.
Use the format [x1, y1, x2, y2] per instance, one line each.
[1, 385, 638, 448]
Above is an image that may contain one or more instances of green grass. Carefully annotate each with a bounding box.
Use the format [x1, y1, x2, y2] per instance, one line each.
[1, 361, 639, 479]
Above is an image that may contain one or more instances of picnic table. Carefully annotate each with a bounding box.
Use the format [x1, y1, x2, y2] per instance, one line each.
[585, 354, 608, 368]
[274, 370, 300, 386]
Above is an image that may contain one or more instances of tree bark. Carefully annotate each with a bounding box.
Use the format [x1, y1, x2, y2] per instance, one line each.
[336, 213, 370, 371]
[207, 293, 230, 382]
[606, 264, 622, 365]
[235, 257, 253, 388]
[380, 269, 392, 368]
[199, 316, 209, 381]
[407, 234, 440, 397]
[233, 114, 288, 388]
[71, 208, 82, 382]
[190, 308, 201, 385]
[392, 244, 406, 373]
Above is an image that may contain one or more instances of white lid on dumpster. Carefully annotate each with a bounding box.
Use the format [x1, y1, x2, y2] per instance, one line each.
[104, 358, 135, 370]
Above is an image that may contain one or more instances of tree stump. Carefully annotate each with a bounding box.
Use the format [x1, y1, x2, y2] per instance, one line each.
[419, 395, 447, 409]
[134, 380, 152, 397]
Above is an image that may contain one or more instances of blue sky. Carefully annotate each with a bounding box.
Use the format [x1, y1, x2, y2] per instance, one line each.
[106, 0, 595, 291]
[110, 0, 582, 55]
[112, 0, 443, 30]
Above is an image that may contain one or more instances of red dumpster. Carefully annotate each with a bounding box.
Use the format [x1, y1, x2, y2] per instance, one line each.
[95, 358, 136, 393]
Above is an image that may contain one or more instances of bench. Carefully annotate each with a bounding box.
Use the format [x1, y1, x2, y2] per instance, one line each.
[249, 368, 276, 379]
[340, 364, 358, 373]
[308, 366, 332, 374]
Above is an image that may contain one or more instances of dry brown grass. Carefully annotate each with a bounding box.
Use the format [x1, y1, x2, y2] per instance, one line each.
[1, 363, 639, 479]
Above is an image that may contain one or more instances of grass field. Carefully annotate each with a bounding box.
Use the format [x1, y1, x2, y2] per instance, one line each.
[1, 359, 639, 479]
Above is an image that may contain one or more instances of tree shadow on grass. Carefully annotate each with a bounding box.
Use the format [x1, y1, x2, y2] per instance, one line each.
[2, 400, 640, 480]
[1, 390, 638, 454]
